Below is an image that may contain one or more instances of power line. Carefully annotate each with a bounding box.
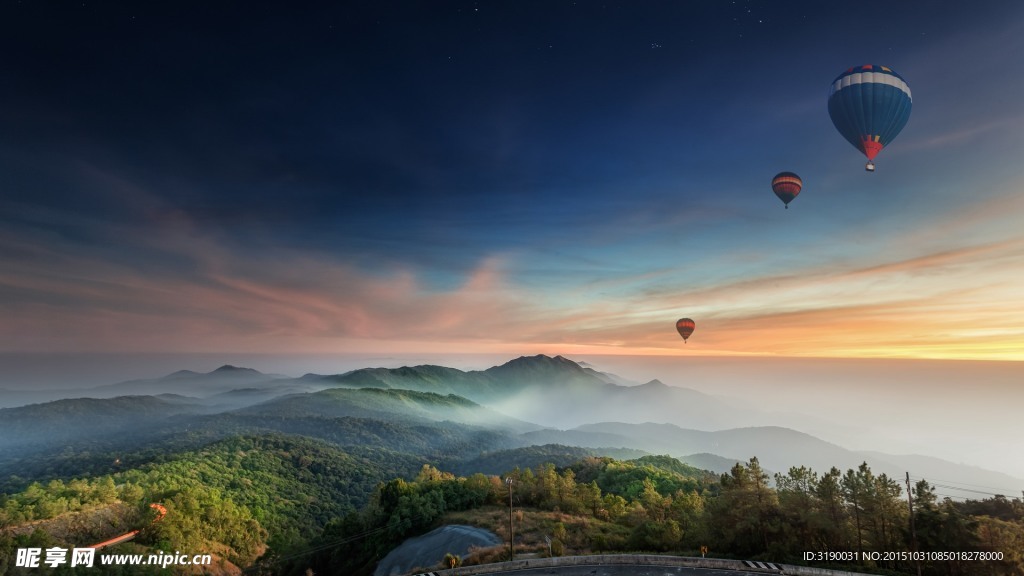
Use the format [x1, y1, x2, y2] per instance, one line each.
[245, 521, 398, 573]
[285, 523, 393, 559]
[928, 483, 1008, 497]
[932, 492, 974, 501]
[908, 474, 1022, 495]
[906, 473, 1024, 503]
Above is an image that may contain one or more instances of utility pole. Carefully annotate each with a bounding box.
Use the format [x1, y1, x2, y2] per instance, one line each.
[505, 477, 515, 561]
[906, 472, 921, 576]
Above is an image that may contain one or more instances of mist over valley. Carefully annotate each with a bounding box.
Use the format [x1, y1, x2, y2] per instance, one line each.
[3, 354, 1020, 494]
[3, 353, 1023, 575]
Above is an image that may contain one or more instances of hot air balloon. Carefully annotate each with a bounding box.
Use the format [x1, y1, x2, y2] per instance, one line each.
[771, 172, 802, 209]
[676, 318, 695, 343]
[827, 65, 912, 171]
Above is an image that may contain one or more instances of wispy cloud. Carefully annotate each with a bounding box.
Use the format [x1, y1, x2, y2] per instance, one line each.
[4, 191, 1023, 359]
[902, 116, 1024, 152]
[0, 219, 550, 352]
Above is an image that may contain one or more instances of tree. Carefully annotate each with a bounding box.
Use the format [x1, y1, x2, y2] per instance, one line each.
[813, 467, 850, 552]
[775, 466, 818, 556]
[868, 473, 907, 568]
[577, 480, 603, 517]
[706, 458, 779, 557]
[841, 465, 868, 559]
[974, 515, 1023, 576]
[640, 477, 669, 523]
[669, 489, 704, 547]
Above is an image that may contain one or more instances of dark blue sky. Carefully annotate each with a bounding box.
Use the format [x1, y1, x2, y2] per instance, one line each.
[2, 1, 1023, 358]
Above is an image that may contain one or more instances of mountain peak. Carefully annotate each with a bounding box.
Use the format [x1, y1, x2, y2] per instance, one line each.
[494, 354, 584, 371]
[211, 365, 262, 375]
[164, 369, 201, 379]
[484, 354, 599, 385]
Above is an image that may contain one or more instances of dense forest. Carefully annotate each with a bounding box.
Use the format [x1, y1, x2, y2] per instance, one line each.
[0, 434, 424, 574]
[8, 433, 1017, 575]
[275, 456, 1023, 576]
[2, 430, 1022, 576]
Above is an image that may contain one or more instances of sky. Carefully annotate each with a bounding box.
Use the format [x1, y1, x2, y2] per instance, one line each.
[2, 1, 1024, 361]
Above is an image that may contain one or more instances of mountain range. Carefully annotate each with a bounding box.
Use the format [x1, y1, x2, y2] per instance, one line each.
[2, 354, 1021, 498]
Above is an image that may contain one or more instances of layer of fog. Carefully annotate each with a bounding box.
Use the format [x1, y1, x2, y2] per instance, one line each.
[570, 355, 1024, 480]
[2, 352, 1022, 481]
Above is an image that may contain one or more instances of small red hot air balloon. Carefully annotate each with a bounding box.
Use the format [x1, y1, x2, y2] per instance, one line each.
[771, 172, 802, 209]
[676, 318, 695, 343]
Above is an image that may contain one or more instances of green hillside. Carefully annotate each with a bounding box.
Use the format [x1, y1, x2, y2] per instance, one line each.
[0, 433, 424, 573]
[278, 457, 1024, 576]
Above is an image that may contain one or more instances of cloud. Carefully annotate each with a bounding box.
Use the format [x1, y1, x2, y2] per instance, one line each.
[0, 224, 548, 353]
[903, 116, 1024, 152]
[4, 152, 1024, 360]
[604, 236, 1024, 359]
[5, 187, 1023, 359]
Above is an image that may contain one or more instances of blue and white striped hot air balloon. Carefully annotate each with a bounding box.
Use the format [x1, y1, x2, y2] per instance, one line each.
[827, 65, 912, 171]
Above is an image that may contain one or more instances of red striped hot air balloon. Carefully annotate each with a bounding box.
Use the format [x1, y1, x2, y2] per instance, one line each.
[676, 318, 695, 343]
[771, 172, 802, 209]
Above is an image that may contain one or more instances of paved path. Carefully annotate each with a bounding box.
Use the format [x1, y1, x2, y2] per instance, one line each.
[375, 524, 501, 576]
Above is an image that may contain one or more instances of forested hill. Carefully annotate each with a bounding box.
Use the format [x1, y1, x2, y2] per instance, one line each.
[0, 409, 524, 496]
[0, 433, 425, 572]
[236, 387, 540, 432]
[277, 456, 1024, 576]
[0, 396, 207, 447]
[3, 441, 1023, 576]
[445, 444, 650, 477]
[301, 354, 615, 401]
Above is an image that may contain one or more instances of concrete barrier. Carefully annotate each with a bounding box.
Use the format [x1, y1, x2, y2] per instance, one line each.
[781, 567, 868, 576]
[415, 553, 878, 576]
